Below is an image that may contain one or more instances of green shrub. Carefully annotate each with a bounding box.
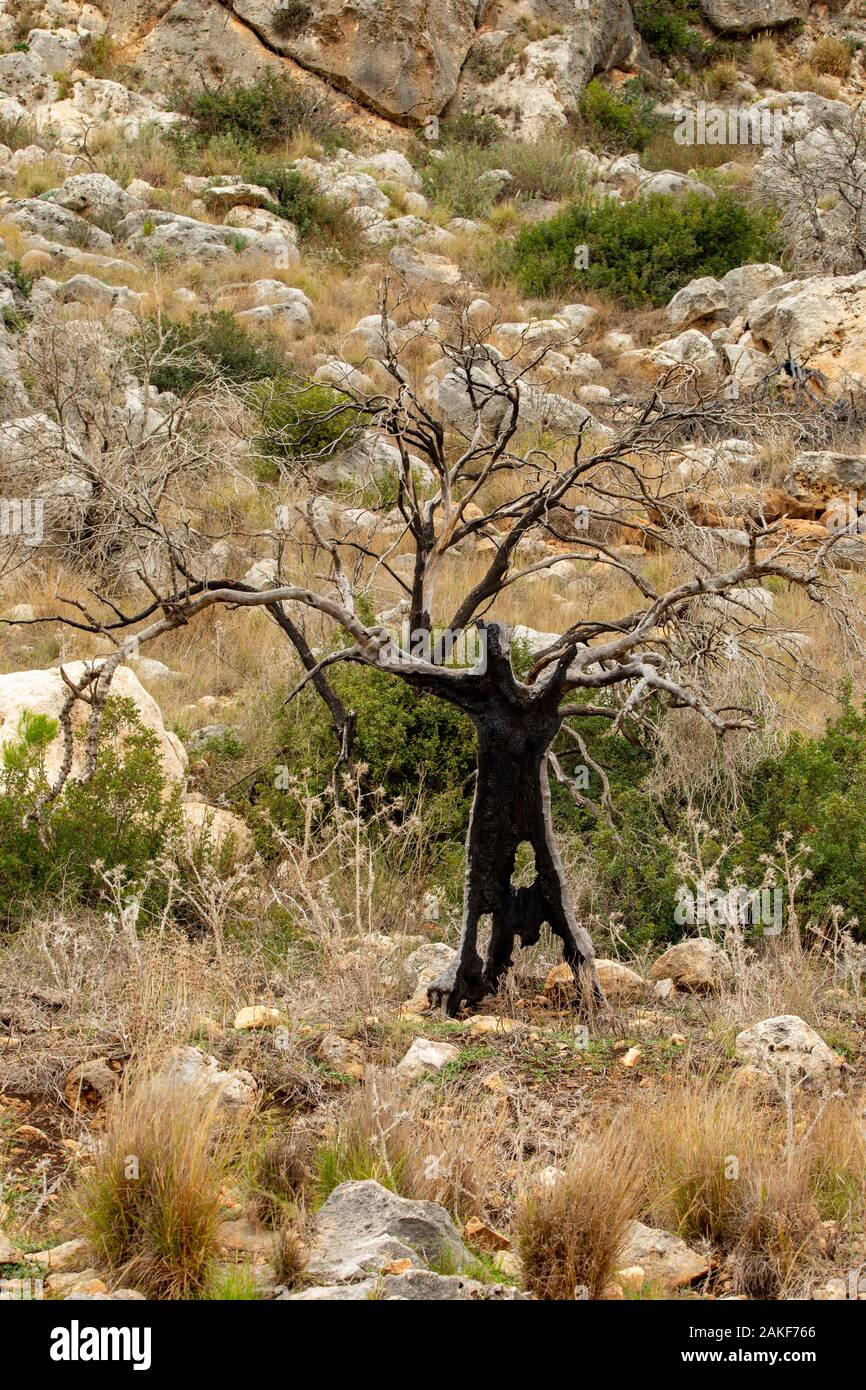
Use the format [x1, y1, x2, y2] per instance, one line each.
[633, 0, 708, 62]
[254, 380, 362, 474]
[437, 113, 505, 149]
[240, 164, 359, 260]
[0, 699, 180, 927]
[511, 190, 780, 305]
[171, 74, 347, 154]
[420, 127, 586, 217]
[736, 691, 866, 933]
[146, 310, 285, 395]
[579, 79, 661, 152]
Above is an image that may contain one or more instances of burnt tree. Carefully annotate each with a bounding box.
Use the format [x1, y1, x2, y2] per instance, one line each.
[6, 283, 859, 1016]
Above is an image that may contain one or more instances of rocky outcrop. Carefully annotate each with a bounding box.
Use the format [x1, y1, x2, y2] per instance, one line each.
[698, 0, 809, 35]
[456, 0, 636, 139]
[746, 271, 866, 390]
[0, 662, 188, 786]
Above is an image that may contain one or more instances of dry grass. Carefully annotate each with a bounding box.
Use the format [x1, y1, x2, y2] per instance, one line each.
[808, 37, 853, 79]
[628, 1075, 763, 1250]
[68, 1070, 242, 1298]
[516, 1124, 643, 1299]
[789, 64, 841, 99]
[747, 37, 782, 87]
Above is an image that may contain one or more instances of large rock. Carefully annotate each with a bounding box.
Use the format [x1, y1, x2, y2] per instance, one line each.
[784, 452, 866, 503]
[51, 173, 140, 229]
[666, 276, 728, 328]
[595, 959, 647, 1005]
[459, 1, 636, 140]
[745, 271, 866, 390]
[617, 1221, 709, 1288]
[698, 0, 808, 34]
[306, 1179, 471, 1283]
[233, 0, 478, 120]
[154, 1045, 257, 1113]
[649, 938, 733, 993]
[114, 208, 288, 263]
[3, 199, 112, 253]
[720, 264, 786, 317]
[0, 662, 188, 787]
[734, 1015, 846, 1088]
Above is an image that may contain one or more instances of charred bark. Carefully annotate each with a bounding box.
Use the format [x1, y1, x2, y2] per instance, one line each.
[418, 625, 601, 1018]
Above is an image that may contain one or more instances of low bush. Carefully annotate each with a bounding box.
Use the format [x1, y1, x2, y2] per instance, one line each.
[253, 379, 362, 474]
[171, 74, 347, 154]
[146, 310, 286, 395]
[632, 0, 709, 63]
[579, 79, 660, 153]
[240, 164, 359, 259]
[510, 189, 779, 304]
[0, 700, 180, 928]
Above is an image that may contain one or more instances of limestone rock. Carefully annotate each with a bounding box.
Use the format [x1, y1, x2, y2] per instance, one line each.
[596, 959, 648, 1005]
[181, 802, 255, 860]
[667, 276, 729, 328]
[618, 1221, 709, 1288]
[734, 1015, 846, 1088]
[699, 0, 808, 35]
[396, 1036, 460, 1079]
[155, 1044, 257, 1113]
[306, 1179, 471, 1284]
[233, 1005, 281, 1030]
[649, 939, 733, 993]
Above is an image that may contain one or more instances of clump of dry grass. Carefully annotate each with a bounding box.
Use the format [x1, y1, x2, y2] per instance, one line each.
[314, 1068, 503, 1220]
[250, 1129, 312, 1226]
[731, 1166, 820, 1297]
[630, 1075, 761, 1250]
[808, 36, 853, 79]
[516, 1126, 643, 1299]
[747, 37, 781, 86]
[68, 1071, 241, 1298]
[274, 1218, 308, 1288]
[790, 63, 841, 98]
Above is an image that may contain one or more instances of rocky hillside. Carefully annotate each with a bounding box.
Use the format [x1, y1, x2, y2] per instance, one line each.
[1, 0, 866, 1314]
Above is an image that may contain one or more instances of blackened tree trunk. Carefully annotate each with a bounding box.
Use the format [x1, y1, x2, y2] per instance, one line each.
[410, 625, 601, 1018]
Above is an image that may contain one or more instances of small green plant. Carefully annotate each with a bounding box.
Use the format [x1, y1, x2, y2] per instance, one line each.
[579, 79, 660, 152]
[202, 1263, 261, 1299]
[253, 379, 362, 473]
[633, 0, 708, 62]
